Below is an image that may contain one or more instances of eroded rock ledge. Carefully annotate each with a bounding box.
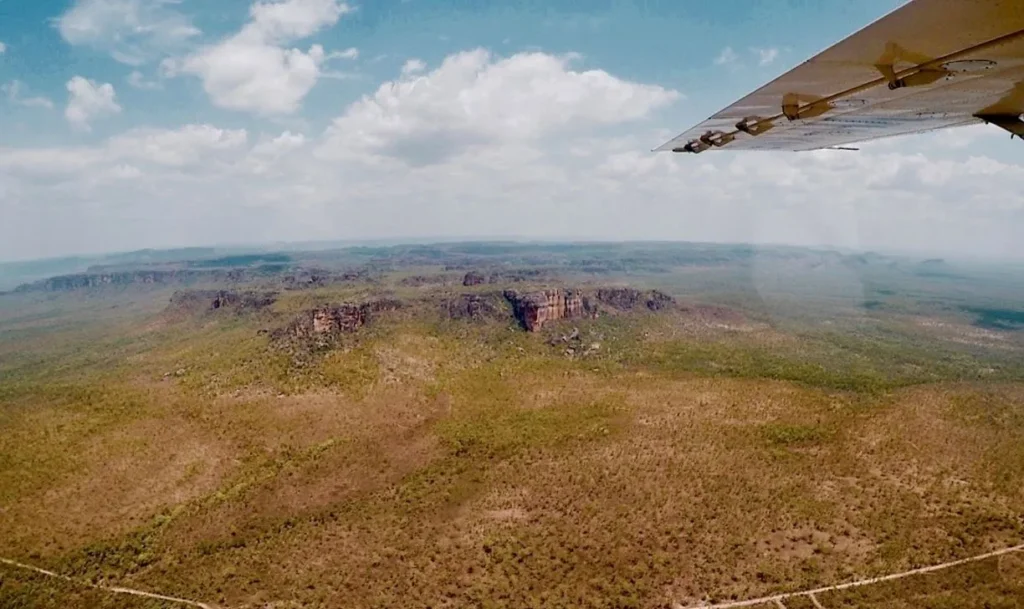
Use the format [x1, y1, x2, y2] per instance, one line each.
[503, 287, 676, 332]
[168, 290, 278, 315]
[278, 299, 403, 340]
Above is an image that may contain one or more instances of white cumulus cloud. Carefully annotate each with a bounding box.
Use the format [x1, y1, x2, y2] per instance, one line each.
[65, 76, 122, 131]
[180, 0, 353, 115]
[320, 49, 680, 165]
[56, 0, 200, 65]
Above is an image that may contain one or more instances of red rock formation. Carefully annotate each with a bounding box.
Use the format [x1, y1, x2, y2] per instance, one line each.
[504, 289, 595, 332]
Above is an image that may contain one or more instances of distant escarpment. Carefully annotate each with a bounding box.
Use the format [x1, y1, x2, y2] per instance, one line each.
[15, 267, 373, 293]
[19, 270, 215, 292]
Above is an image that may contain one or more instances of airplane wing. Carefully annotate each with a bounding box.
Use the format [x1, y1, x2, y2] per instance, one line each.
[657, 0, 1024, 153]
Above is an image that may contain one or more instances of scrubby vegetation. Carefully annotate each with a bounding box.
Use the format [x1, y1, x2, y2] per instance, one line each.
[2, 242, 1023, 608]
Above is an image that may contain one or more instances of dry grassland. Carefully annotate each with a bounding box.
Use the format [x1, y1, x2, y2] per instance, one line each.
[1, 287, 1023, 608]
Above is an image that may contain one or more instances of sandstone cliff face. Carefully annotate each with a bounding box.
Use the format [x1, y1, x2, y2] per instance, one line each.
[503, 289, 596, 332]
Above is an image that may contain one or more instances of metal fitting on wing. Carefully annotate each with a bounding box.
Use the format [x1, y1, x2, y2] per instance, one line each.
[672, 139, 710, 153]
[700, 130, 735, 147]
[735, 116, 773, 136]
[887, 68, 948, 90]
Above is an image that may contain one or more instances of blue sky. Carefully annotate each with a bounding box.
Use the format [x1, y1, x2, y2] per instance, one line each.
[0, 0, 903, 144]
[1, 0, 1023, 261]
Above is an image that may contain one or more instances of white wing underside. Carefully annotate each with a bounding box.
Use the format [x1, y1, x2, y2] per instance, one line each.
[657, 0, 1024, 153]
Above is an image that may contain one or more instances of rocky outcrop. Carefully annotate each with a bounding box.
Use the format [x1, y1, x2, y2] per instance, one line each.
[595, 288, 675, 311]
[461, 268, 553, 286]
[645, 291, 675, 311]
[503, 289, 597, 332]
[446, 293, 506, 321]
[212, 291, 277, 311]
[276, 299, 402, 343]
[488, 269, 551, 284]
[496, 287, 676, 331]
[548, 326, 603, 359]
[168, 290, 278, 315]
[400, 275, 451, 287]
[281, 269, 371, 290]
[462, 271, 486, 286]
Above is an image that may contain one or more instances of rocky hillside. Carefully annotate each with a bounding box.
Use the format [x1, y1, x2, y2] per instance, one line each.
[444, 293, 510, 321]
[166, 285, 679, 343]
[462, 269, 553, 286]
[594, 288, 675, 311]
[168, 290, 279, 315]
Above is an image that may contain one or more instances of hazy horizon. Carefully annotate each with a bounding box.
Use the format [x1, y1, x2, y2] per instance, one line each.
[4, 234, 1024, 269]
